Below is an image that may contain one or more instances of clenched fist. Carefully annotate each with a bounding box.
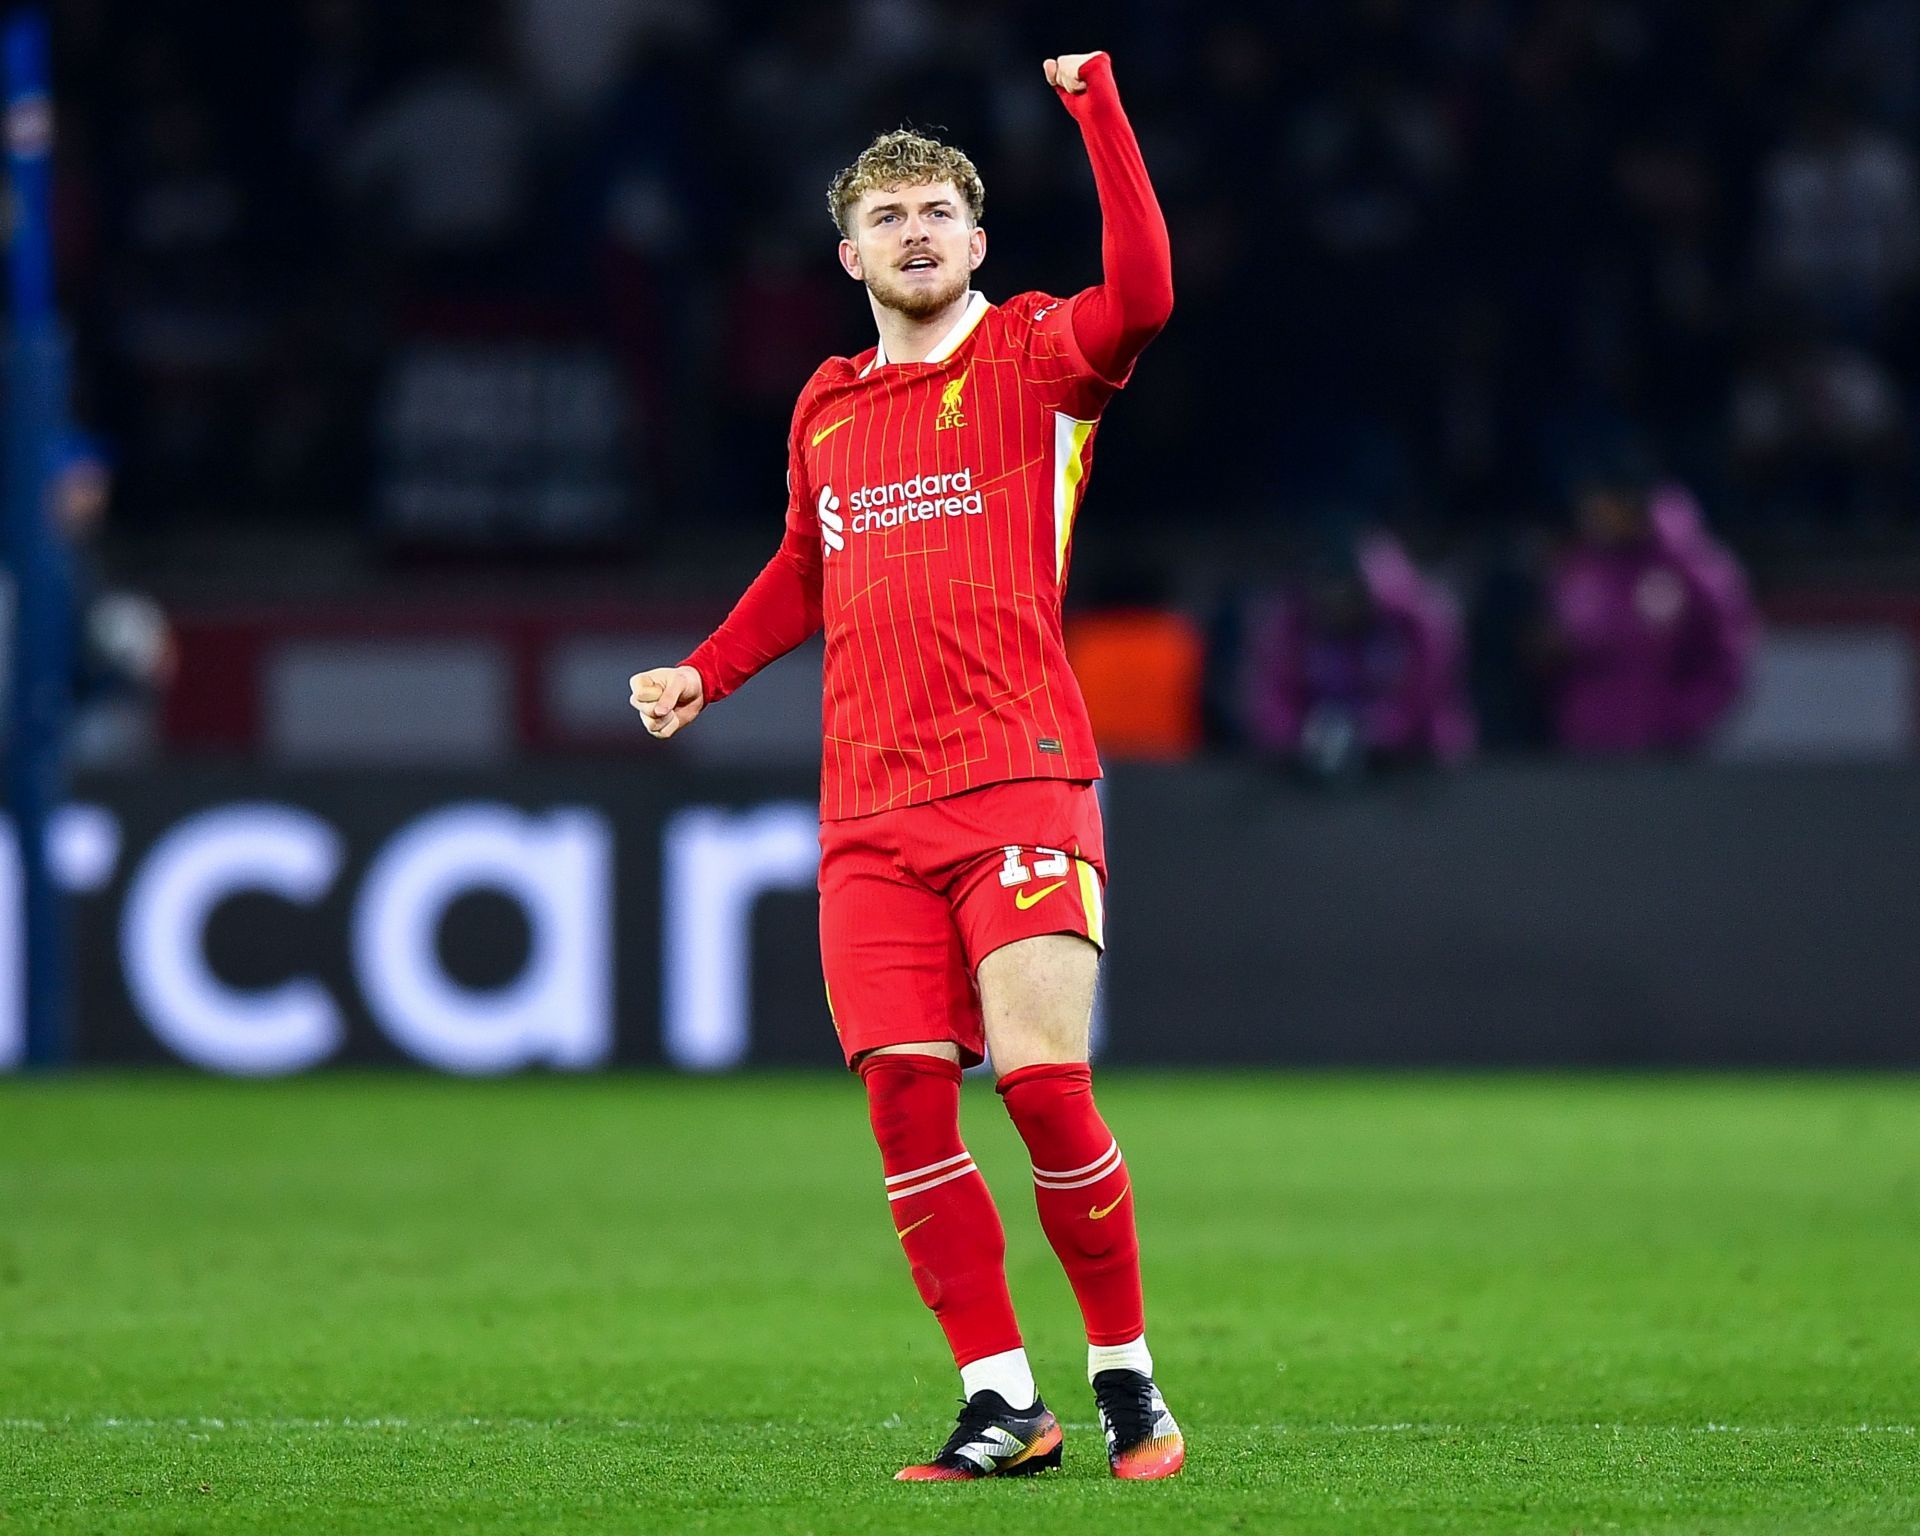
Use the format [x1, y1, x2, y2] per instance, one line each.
[1043, 52, 1106, 94]
[629, 665, 707, 740]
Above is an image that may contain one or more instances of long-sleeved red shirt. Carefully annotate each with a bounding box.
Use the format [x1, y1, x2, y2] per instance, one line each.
[682, 53, 1172, 820]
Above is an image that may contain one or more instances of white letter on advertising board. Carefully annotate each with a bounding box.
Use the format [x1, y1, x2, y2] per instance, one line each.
[121, 804, 344, 1075]
[661, 803, 819, 1071]
[352, 803, 612, 1073]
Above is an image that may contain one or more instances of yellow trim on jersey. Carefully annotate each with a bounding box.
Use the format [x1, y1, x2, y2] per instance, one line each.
[1053, 413, 1097, 580]
[1075, 857, 1105, 948]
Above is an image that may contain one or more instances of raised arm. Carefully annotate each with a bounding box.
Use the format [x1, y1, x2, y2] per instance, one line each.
[1048, 51, 1174, 383]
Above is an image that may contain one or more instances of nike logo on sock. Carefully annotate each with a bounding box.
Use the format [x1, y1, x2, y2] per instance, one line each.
[895, 1212, 937, 1241]
[1088, 1183, 1130, 1220]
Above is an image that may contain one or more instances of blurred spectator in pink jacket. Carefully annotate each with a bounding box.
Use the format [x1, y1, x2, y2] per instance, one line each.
[1247, 532, 1475, 777]
[1547, 453, 1759, 755]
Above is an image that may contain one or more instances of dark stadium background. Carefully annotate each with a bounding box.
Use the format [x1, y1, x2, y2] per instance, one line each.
[6, 0, 1920, 1069]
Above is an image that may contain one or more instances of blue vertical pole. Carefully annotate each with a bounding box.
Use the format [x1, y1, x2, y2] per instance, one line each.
[5, 7, 72, 1068]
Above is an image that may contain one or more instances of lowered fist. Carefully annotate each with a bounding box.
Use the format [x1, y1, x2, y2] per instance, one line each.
[629, 665, 707, 740]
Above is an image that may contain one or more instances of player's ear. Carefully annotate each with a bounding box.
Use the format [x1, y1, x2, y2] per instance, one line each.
[838, 236, 864, 281]
[967, 225, 986, 272]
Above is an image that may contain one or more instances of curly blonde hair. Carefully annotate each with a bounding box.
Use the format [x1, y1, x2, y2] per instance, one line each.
[828, 129, 986, 238]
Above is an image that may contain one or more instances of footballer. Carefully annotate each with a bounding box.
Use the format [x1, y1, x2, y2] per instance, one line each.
[630, 50, 1179, 1480]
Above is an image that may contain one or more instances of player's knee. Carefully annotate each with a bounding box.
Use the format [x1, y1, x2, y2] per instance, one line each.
[859, 1048, 964, 1144]
[987, 1015, 1088, 1076]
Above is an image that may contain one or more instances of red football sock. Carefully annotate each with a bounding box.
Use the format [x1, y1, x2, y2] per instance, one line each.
[861, 1053, 1024, 1369]
[996, 1062, 1144, 1347]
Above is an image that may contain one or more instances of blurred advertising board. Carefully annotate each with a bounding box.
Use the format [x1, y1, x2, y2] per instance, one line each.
[375, 322, 638, 548]
[4, 764, 1918, 1073]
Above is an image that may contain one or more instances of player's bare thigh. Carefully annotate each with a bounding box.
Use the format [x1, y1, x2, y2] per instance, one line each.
[977, 934, 1099, 1074]
[861, 1040, 963, 1065]
[858, 935, 1097, 1075]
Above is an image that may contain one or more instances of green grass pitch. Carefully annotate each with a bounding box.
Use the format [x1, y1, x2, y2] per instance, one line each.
[3, 1073, 1916, 1533]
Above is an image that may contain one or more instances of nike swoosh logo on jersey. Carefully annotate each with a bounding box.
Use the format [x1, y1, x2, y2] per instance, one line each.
[1014, 880, 1067, 911]
[811, 414, 856, 446]
[1089, 1183, 1130, 1220]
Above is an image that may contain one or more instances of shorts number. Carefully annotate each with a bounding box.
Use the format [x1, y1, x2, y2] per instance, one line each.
[998, 845, 1069, 887]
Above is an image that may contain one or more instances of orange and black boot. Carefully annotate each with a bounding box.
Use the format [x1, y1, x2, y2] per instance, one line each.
[1093, 1369, 1184, 1479]
[894, 1390, 1064, 1480]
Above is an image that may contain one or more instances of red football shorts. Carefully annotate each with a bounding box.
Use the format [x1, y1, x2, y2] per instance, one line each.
[817, 777, 1108, 1069]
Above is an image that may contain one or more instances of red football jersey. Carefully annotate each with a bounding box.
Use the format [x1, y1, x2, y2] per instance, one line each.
[680, 53, 1171, 820]
[696, 289, 1126, 820]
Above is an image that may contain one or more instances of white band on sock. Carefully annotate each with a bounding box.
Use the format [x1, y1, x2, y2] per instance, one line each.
[1088, 1334, 1153, 1383]
[961, 1346, 1037, 1410]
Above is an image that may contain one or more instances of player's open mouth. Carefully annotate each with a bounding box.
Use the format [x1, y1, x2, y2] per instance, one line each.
[900, 258, 939, 272]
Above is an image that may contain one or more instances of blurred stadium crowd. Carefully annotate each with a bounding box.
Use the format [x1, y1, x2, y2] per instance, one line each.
[13, 0, 1920, 765]
[53, 0, 1919, 531]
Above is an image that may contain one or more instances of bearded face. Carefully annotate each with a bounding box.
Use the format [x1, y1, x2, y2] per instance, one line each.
[867, 246, 973, 319]
[842, 181, 986, 322]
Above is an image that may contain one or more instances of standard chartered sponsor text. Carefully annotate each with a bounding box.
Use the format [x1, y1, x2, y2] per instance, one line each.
[846, 468, 984, 532]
